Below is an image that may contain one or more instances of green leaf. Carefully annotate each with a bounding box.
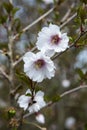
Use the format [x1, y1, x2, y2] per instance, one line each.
[76, 34, 87, 46]
[0, 15, 7, 24]
[45, 94, 61, 102]
[25, 93, 32, 97]
[3, 2, 13, 14]
[16, 71, 31, 89]
[13, 18, 21, 32]
[51, 94, 61, 102]
[77, 5, 87, 24]
[35, 86, 43, 93]
[69, 36, 74, 43]
[12, 7, 20, 15]
[76, 69, 87, 83]
[76, 68, 84, 79]
[53, 12, 59, 20]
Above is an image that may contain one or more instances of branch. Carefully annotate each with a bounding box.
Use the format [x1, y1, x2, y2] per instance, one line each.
[0, 67, 11, 83]
[60, 12, 77, 28]
[23, 120, 46, 130]
[60, 84, 87, 98]
[46, 85, 87, 108]
[13, 7, 55, 40]
[23, 84, 87, 119]
[60, 3, 75, 24]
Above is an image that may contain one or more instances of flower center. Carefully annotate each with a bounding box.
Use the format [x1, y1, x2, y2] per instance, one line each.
[51, 35, 61, 45]
[35, 59, 45, 69]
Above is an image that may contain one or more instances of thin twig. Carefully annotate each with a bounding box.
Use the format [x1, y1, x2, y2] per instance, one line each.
[0, 68, 10, 82]
[10, 84, 22, 96]
[12, 7, 55, 66]
[60, 85, 87, 98]
[13, 7, 55, 40]
[60, 3, 75, 23]
[60, 12, 77, 28]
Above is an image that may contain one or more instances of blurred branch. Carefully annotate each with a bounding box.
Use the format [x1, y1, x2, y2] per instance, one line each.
[13, 0, 68, 41]
[0, 67, 10, 82]
[7, 14, 16, 105]
[13, 7, 55, 40]
[10, 84, 22, 96]
[13, 12, 77, 68]
[13, 6, 77, 40]
[47, 84, 87, 108]
[23, 120, 46, 130]
[23, 84, 87, 119]
[8, 35, 14, 88]
[60, 84, 87, 98]
[60, 12, 77, 28]
[60, 3, 75, 24]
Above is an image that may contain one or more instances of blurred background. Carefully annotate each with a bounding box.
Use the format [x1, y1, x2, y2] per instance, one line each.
[0, 0, 87, 130]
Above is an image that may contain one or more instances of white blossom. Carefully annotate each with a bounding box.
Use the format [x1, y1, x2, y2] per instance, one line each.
[17, 89, 31, 111]
[42, 0, 54, 4]
[17, 89, 46, 113]
[36, 114, 45, 124]
[62, 79, 70, 88]
[65, 117, 76, 129]
[23, 51, 55, 82]
[29, 91, 46, 113]
[36, 24, 69, 56]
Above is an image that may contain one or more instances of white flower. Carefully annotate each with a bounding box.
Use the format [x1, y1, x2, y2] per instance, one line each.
[42, 0, 54, 4]
[17, 89, 46, 113]
[36, 114, 45, 124]
[65, 117, 76, 129]
[36, 24, 69, 56]
[29, 91, 46, 113]
[62, 79, 70, 88]
[23, 51, 55, 82]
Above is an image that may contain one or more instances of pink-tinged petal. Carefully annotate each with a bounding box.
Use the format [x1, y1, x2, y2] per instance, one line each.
[36, 114, 45, 124]
[23, 51, 55, 82]
[17, 95, 30, 110]
[36, 24, 69, 56]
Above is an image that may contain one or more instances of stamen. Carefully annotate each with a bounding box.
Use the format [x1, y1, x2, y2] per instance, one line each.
[51, 35, 61, 45]
[35, 59, 45, 69]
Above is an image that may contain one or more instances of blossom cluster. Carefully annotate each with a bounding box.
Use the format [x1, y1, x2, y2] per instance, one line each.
[18, 24, 69, 117]
[23, 24, 69, 83]
[18, 89, 46, 113]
